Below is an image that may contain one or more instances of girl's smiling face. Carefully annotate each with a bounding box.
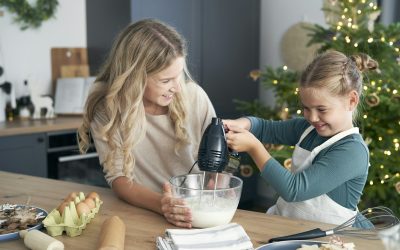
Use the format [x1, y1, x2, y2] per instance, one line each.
[299, 87, 358, 137]
[143, 57, 184, 115]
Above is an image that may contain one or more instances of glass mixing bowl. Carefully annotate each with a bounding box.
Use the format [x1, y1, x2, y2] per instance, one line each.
[169, 172, 243, 228]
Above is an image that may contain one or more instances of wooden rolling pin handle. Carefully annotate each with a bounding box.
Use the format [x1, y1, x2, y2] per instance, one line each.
[19, 230, 64, 250]
[97, 216, 126, 250]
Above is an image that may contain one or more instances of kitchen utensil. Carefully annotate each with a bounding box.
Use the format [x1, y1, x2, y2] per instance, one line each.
[169, 172, 242, 228]
[180, 117, 241, 187]
[20, 229, 64, 250]
[198, 117, 230, 172]
[97, 216, 125, 250]
[197, 117, 241, 173]
[51, 48, 89, 95]
[268, 206, 400, 242]
[256, 240, 326, 250]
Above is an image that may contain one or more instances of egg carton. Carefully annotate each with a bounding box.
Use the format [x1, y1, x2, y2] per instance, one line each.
[42, 192, 102, 237]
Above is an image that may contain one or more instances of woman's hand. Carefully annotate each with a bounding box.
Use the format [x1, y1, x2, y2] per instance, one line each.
[161, 183, 192, 228]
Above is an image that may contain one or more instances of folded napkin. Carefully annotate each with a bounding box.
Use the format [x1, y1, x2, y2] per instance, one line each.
[156, 223, 254, 250]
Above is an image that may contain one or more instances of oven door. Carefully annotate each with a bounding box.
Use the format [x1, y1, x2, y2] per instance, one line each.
[47, 130, 108, 187]
[48, 148, 108, 187]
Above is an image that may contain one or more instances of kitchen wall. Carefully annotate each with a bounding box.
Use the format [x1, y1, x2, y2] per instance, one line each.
[0, 0, 86, 98]
[380, 0, 400, 25]
[259, 0, 325, 107]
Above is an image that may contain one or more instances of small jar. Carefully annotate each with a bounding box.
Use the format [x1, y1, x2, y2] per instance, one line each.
[19, 106, 31, 119]
[5, 102, 14, 121]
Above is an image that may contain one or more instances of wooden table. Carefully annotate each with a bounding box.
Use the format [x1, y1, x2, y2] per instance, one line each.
[0, 171, 383, 249]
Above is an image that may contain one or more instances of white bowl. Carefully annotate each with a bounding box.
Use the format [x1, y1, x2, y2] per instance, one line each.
[169, 172, 242, 228]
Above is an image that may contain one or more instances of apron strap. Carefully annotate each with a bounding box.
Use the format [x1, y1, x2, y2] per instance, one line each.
[298, 126, 315, 144]
[312, 127, 359, 155]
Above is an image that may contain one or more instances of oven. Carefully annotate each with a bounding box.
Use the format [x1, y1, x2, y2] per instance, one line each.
[47, 130, 108, 187]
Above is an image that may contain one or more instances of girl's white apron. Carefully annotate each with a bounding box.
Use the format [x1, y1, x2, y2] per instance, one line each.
[266, 126, 359, 225]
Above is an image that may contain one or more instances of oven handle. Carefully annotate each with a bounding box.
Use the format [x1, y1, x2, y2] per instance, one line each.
[58, 152, 99, 163]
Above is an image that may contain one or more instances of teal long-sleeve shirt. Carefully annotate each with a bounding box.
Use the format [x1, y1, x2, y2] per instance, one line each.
[248, 117, 369, 210]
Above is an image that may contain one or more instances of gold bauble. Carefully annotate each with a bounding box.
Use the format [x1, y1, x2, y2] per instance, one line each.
[280, 22, 321, 72]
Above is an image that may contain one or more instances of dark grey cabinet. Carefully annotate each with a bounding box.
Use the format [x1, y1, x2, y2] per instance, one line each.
[131, 0, 260, 118]
[86, 0, 131, 75]
[87, 0, 260, 118]
[0, 133, 47, 177]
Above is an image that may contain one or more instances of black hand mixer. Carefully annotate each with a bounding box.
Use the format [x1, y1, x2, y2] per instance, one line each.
[193, 117, 241, 202]
[181, 117, 240, 189]
[197, 117, 240, 173]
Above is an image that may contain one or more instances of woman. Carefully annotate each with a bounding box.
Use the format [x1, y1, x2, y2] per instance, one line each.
[78, 19, 216, 228]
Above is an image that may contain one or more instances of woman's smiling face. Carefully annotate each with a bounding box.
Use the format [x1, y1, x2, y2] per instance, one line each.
[143, 57, 184, 115]
[299, 87, 357, 137]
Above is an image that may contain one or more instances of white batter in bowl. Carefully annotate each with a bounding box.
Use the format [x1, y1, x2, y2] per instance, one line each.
[169, 172, 242, 228]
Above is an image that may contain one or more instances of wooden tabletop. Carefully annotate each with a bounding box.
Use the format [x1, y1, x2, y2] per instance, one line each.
[0, 116, 83, 137]
[0, 171, 383, 250]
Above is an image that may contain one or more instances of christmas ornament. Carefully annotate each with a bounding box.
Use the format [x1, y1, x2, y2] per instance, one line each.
[272, 145, 284, 151]
[395, 182, 400, 194]
[364, 137, 372, 146]
[365, 93, 380, 107]
[249, 70, 261, 81]
[283, 158, 292, 170]
[280, 22, 321, 72]
[367, 10, 381, 32]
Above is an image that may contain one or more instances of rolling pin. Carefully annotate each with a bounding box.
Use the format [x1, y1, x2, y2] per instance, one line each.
[19, 230, 64, 250]
[97, 216, 126, 250]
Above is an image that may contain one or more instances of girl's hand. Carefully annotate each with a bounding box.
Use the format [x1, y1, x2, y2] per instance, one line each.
[226, 126, 271, 172]
[225, 125, 260, 153]
[161, 183, 192, 228]
[222, 118, 251, 131]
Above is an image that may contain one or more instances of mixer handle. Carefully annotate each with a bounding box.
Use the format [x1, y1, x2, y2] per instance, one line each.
[268, 228, 327, 242]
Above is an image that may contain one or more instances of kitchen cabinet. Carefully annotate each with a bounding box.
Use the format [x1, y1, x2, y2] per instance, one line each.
[87, 0, 260, 118]
[0, 117, 105, 186]
[0, 133, 47, 177]
[86, 0, 131, 75]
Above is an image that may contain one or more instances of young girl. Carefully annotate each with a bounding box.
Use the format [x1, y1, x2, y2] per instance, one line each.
[224, 51, 378, 226]
[78, 19, 216, 228]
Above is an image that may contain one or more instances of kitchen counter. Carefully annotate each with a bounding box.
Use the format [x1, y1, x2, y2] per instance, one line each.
[0, 116, 82, 137]
[0, 171, 384, 250]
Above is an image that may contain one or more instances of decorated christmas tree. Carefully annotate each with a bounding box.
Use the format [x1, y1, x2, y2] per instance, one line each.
[237, 0, 400, 216]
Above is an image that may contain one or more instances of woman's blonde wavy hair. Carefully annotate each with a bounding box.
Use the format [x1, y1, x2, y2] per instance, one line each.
[300, 50, 379, 120]
[77, 19, 192, 180]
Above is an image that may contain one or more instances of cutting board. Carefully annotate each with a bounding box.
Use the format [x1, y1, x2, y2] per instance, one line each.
[51, 48, 89, 95]
[60, 65, 90, 78]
